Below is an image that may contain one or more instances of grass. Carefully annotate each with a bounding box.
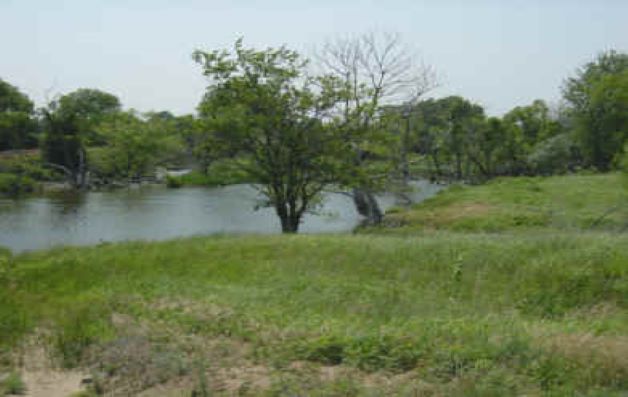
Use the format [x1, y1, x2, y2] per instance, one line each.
[0, 173, 627, 395]
[373, 173, 628, 234]
[1, 232, 627, 395]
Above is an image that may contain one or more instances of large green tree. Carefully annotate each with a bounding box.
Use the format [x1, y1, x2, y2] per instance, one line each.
[563, 50, 628, 171]
[194, 39, 345, 233]
[0, 78, 37, 151]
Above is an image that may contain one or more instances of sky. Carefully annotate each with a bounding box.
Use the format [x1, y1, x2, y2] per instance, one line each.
[1, 0, 627, 116]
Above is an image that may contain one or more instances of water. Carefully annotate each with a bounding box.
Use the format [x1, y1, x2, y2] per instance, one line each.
[0, 181, 443, 252]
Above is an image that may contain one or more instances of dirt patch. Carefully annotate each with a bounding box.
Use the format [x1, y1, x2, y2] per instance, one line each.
[17, 344, 87, 397]
[544, 332, 628, 368]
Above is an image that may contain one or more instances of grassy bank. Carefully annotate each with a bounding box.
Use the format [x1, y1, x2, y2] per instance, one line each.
[373, 173, 628, 234]
[1, 231, 627, 395]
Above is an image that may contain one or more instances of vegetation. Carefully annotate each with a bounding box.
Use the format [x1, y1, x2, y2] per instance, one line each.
[194, 39, 348, 232]
[0, 78, 37, 151]
[0, 172, 35, 195]
[0, 234, 625, 394]
[169, 159, 255, 187]
[0, 44, 626, 235]
[375, 173, 628, 234]
[1, 372, 26, 395]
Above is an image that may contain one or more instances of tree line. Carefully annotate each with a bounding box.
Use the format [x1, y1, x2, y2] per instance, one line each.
[0, 33, 626, 232]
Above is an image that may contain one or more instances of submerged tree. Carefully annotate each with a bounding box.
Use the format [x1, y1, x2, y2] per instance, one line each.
[194, 39, 345, 233]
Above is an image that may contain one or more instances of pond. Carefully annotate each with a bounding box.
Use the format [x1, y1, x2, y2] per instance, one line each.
[0, 181, 443, 252]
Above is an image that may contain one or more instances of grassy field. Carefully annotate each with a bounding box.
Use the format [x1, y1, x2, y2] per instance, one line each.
[1, 174, 627, 396]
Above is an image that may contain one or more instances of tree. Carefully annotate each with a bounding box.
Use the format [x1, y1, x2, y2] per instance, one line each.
[40, 89, 122, 188]
[194, 39, 344, 233]
[40, 104, 88, 188]
[0, 78, 37, 151]
[563, 50, 628, 171]
[55, 88, 121, 145]
[93, 111, 181, 180]
[317, 32, 437, 224]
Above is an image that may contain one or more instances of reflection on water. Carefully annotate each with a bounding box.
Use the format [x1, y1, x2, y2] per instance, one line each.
[0, 181, 442, 252]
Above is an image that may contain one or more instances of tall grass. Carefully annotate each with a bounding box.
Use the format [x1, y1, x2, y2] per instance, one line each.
[1, 232, 627, 394]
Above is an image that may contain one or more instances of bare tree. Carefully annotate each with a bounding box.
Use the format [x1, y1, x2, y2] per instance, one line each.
[316, 31, 437, 224]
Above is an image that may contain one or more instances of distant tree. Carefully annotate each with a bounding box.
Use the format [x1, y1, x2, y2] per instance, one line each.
[40, 104, 88, 188]
[55, 88, 121, 145]
[194, 39, 345, 233]
[503, 100, 563, 149]
[0, 78, 37, 150]
[94, 111, 181, 180]
[563, 50, 628, 171]
[41, 89, 122, 187]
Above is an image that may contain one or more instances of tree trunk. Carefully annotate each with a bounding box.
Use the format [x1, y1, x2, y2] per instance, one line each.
[276, 202, 300, 233]
[352, 188, 382, 225]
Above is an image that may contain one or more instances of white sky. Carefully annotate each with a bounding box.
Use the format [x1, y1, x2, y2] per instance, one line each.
[1, 0, 627, 116]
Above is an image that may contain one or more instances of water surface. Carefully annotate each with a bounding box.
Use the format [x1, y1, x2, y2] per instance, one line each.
[0, 181, 442, 252]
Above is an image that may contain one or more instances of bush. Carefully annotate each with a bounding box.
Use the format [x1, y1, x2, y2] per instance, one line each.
[0, 173, 35, 195]
[527, 134, 580, 175]
[1, 372, 26, 395]
[165, 175, 183, 188]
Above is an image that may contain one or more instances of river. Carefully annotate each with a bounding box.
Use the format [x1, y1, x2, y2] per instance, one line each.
[0, 181, 442, 252]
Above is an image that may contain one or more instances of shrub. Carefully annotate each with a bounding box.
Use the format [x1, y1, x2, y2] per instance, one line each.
[0, 173, 35, 195]
[1, 372, 26, 395]
[165, 175, 182, 188]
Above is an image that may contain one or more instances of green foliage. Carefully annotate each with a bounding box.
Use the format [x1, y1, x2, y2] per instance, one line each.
[563, 50, 628, 171]
[0, 78, 37, 151]
[408, 97, 569, 180]
[0, 172, 35, 195]
[94, 111, 182, 179]
[194, 39, 347, 232]
[170, 159, 255, 188]
[55, 88, 121, 145]
[165, 174, 182, 188]
[1, 372, 26, 395]
[526, 133, 579, 175]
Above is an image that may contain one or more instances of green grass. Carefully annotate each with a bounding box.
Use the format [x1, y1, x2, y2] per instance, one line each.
[373, 173, 628, 234]
[1, 232, 627, 395]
